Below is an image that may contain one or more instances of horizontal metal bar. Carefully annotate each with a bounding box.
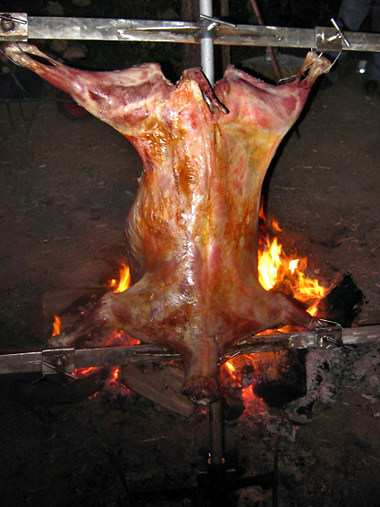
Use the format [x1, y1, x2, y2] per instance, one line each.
[25, 18, 380, 52]
[0, 324, 378, 376]
[315, 27, 380, 52]
[0, 344, 181, 375]
[1, 14, 379, 52]
[0, 350, 42, 374]
[219, 25, 315, 49]
[74, 345, 180, 368]
[231, 324, 380, 356]
[340, 324, 380, 344]
[28, 16, 198, 43]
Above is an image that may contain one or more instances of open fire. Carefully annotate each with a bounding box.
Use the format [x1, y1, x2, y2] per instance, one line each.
[108, 262, 131, 293]
[223, 208, 327, 413]
[52, 209, 328, 411]
[257, 203, 326, 316]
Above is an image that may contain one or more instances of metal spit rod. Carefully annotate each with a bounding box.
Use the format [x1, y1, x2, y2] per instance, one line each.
[198, 0, 225, 469]
[1, 12, 380, 52]
[1, 323, 379, 376]
[200, 0, 215, 86]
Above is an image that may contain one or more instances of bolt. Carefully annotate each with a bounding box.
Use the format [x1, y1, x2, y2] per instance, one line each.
[1, 15, 15, 32]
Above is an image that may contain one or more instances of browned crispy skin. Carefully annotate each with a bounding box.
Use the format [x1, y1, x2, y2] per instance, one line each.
[5, 44, 330, 403]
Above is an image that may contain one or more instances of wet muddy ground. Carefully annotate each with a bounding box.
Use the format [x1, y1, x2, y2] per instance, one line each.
[0, 51, 379, 506]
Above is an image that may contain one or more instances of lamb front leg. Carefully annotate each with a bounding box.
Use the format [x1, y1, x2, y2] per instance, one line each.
[4, 43, 173, 136]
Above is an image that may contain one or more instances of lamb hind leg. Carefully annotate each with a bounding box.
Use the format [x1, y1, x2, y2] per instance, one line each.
[49, 292, 129, 348]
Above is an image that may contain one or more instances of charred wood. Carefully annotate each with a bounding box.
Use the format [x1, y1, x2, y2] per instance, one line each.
[315, 272, 364, 327]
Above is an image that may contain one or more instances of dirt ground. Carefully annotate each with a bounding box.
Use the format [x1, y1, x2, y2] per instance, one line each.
[0, 50, 379, 506]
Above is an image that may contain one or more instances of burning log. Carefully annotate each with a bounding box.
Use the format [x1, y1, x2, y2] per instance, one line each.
[5, 43, 330, 405]
[315, 272, 364, 327]
[250, 350, 307, 408]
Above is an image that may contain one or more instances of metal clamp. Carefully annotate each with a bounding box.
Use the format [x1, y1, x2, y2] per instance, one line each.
[0, 13, 28, 41]
[330, 18, 351, 48]
[41, 348, 75, 376]
[199, 14, 236, 33]
[313, 321, 344, 349]
[315, 18, 351, 51]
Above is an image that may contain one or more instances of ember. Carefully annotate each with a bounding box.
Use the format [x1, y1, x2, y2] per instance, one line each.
[73, 366, 103, 379]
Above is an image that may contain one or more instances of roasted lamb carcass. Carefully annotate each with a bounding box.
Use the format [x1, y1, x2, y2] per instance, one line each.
[5, 44, 329, 404]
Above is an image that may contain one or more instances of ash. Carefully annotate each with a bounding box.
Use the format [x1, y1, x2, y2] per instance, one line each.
[283, 344, 378, 424]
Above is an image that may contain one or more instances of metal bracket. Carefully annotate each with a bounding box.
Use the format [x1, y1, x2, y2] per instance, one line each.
[41, 347, 75, 376]
[0, 13, 28, 41]
[314, 325, 344, 349]
[199, 14, 236, 33]
[315, 18, 351, 52]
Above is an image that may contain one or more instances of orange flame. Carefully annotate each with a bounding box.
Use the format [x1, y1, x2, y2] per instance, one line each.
[259, 199, 282, 232]
[271, 217, 282, 233]
[49, 264, 134, 392]
[52, 315, 61, 336]
[110, 262, 131, 293]
[258, 230, 326, 315]
[258, 236, 283, 291]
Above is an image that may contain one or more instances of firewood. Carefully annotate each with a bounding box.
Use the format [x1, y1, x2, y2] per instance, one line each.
[315, 272, 364, 327]
[120, 363, 195, 417]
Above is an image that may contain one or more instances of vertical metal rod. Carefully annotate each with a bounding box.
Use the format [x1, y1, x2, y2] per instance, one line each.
[199, 0, 223, 468]
[209, 394, 224, 466]
[199, 0, 214, 85]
